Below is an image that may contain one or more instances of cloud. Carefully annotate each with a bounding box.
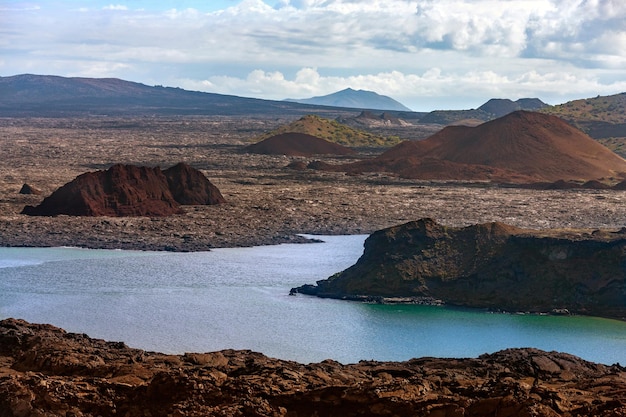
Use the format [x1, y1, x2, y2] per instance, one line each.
[1, 0, 625, 110]
[177, 67, 626, 111]
[102, 4, 128, 11]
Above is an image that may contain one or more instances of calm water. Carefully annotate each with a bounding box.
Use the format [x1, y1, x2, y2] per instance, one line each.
[1, 235, 625, 365]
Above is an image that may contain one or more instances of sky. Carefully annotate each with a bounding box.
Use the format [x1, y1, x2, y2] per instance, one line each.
[1, 0, 625, 111]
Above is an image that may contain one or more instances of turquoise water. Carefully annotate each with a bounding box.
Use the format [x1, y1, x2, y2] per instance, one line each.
[1, 236, 625, 365]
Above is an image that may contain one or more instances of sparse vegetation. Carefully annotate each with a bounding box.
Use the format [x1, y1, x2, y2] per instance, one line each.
[252, 114, 402, 148]
[597, 137, 626, 158]
[541, 93, 626, 124]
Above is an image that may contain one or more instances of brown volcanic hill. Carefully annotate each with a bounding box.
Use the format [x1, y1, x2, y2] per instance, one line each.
[253, 114, 401, 148]
[22, 164, 183, 217]
[22, 163, 224, 217]
[245, 132, 356, 157]
[163, 162, 226, 205]
[335, 111, 626, 183]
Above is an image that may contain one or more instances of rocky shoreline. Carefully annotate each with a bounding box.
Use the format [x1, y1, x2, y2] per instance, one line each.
[291, 218, 626, 321]
[1, 318, 625, 417]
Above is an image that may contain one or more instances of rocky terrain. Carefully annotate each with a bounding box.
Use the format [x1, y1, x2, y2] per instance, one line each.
[3, 109, 626, 415]
[1, 318, 625, 417]
[4, 116, 626, 250]
[292, 218, 626, 320]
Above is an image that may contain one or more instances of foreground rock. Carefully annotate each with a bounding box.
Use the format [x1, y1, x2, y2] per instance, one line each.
[292, 218, 626, 320]
[21, 163, 224, 217]
[1, 319, 624, 417]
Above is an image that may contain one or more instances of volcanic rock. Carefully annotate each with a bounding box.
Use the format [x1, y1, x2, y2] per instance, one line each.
[292, 218, 626, 320]
[21, 163, 224, 217]
[1, 318, 625, 417]
[286, 160, 308, 170]
[18, 183, 40, 195]
[320, 111, 626, 183]
[163, 162, 226, 205]
[21, 164, 182, 217]
[613, 179, 626, 190]
[245, 132, 356, 157]
[521, 179, 614, 190]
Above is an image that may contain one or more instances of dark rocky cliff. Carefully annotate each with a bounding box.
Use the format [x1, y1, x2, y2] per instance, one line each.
[292, 218, 626, 320]
[1, 319, 625, 416]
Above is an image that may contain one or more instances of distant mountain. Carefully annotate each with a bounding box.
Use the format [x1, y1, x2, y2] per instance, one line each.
[286, 88, 412, 112]
[0, 74, 363, 117]
[419, 98, 548, 124]
[478, 98, 547, 118]
[418, 109, 491, 125]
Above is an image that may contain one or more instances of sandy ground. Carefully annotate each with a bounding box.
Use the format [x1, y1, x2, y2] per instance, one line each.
[2, 116, 626, 251]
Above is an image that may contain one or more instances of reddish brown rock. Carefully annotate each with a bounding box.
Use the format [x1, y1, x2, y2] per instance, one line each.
[0, 318, 625, 417]
[163, 162, 226, 205]
[315, 111, 626, 184]
[21, 163, 224, 217]
[22, 164, 183, 217]
[246, 132, 356, 157]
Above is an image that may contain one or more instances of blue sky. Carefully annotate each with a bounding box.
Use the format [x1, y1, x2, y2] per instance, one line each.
[1, 0, 625, 111]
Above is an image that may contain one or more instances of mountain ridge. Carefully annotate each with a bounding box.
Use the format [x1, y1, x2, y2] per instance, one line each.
[286, 87, 412, 112]
[0, 74, 361, 117]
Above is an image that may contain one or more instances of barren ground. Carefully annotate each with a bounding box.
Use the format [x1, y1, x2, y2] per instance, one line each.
[2, 116, 626, 251]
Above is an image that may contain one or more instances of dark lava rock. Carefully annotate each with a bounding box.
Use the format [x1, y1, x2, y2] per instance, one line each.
[163, 162, 226, 205]
[1, 318, 625, 417]
[612, 179, 626, 190]
[292, 218, 626, 320]
[286, 160, 308, 170]
[18, 183, 41, 195]
[21, 163, 224, 217]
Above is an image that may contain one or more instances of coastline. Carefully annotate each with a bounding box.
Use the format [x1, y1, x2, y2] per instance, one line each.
[5, 182, 626, 252]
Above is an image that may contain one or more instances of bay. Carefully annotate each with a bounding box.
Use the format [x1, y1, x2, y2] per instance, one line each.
[1, 235, 625, 365]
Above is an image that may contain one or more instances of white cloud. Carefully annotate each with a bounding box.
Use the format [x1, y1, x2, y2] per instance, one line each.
[102, 4, 128, 11]
[177, 67, 626, 111]
[1, 0, 625, 110]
